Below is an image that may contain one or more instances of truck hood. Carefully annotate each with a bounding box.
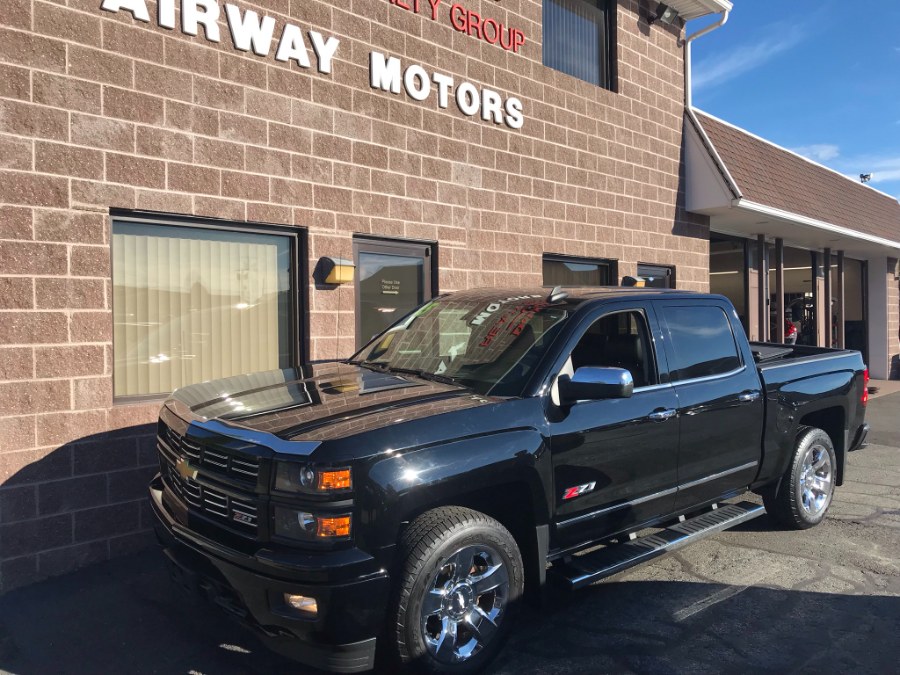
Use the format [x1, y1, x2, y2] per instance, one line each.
[166, 362, 494, 442]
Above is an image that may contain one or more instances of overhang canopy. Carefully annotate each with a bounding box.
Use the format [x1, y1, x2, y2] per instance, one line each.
[685, 109, 900, 258]
[667, 0, 733, 21]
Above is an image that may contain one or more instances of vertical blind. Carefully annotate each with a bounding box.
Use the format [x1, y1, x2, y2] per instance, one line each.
[543, 0, 610, 88]
[112, 221, 292, 398]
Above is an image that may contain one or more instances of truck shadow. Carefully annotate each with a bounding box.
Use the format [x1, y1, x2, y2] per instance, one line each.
[0, 549, 896, 675]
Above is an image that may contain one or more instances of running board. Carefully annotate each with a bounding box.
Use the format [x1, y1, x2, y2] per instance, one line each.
[550, 501, 765, 590]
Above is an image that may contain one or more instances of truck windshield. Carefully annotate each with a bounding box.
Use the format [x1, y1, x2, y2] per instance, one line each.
[352, 293, 570, 397]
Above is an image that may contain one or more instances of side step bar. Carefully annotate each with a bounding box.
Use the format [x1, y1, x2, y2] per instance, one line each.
[550, 501, 765, 590]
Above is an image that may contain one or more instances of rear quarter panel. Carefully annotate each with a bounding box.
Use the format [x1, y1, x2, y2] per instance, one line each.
[757, 351, 866, 484]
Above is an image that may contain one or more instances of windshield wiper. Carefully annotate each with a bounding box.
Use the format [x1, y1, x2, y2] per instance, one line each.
[380, 366, 458, 385]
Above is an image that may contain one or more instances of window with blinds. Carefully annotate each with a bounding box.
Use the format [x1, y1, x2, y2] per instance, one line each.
[543, 254, 617, 287]
[542, 0, 614, 89]
[112, 219, 294, 399]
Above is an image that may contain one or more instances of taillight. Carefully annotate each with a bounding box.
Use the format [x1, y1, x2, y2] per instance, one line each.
[862, 368, 869, 406]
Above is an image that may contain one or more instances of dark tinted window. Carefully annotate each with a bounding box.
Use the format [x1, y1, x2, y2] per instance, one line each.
[638, 263, 675, 288]
[543, 0, 614, 89]
[663, 306, 741, 381]
[570, 311, 656, 388]
[543, 254, 615, 287]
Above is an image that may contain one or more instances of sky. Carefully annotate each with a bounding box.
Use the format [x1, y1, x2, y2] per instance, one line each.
[688, 0, 900, 201]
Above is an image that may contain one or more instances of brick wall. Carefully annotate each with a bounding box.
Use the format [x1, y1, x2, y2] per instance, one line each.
[0, 0, 708, 592]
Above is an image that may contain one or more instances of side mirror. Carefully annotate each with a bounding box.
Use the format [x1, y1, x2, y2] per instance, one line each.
[557, 367, 634, 405]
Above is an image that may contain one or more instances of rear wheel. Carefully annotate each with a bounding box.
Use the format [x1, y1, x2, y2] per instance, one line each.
[388, 506, 523, 674]
[764, 426, 836, 529]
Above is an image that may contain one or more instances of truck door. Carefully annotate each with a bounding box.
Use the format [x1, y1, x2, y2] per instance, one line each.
[549, 304, 680, 546]
[655, 302, 762, 512]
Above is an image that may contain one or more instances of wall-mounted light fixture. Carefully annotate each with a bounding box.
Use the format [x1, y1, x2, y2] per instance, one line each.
[648, 3, 680, 26]
[317, 257, 355, 285]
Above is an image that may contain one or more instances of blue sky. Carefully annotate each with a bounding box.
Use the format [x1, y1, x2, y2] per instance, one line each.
[688, 0, 900, 201]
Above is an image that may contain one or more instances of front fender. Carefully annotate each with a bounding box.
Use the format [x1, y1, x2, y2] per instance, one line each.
[356, 429, 552, 552]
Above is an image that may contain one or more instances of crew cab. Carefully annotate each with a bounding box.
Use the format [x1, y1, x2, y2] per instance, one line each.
[149, 287, 870, 673]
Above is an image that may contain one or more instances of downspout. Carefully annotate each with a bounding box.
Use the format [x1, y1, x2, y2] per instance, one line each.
[684, 10, 729, 110]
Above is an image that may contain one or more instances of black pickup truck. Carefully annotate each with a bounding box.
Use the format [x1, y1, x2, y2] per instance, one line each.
[149, 287, 869, 674]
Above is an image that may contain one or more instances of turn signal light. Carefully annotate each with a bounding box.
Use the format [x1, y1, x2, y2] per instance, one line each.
[318, 469, 352, 491]
[317, 516, 351, 538]
[862, 368, 869, 406]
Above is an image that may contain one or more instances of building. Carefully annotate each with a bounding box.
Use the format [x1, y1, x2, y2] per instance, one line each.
[0, 0, 897, 592]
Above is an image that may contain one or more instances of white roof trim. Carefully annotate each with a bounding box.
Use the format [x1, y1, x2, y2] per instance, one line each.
[686, 109, 741, 199]
[670, 0, 733, 21]
[735, 199, 900, 252]
[695, 108, 900, 203]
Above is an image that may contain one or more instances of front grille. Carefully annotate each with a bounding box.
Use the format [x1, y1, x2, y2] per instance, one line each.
[161, 424, 260, 484]
[164, 459, 259, 533]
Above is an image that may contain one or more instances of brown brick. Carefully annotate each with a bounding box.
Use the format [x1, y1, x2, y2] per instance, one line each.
[0, 485, 37, 524]
[314, 185, 353, 212]
[33, 72, 102, 114]
[0, 347, 33, 380]
[246, 89, 292, 123]
[135, 189, 193, 214]
[0, 555, 38, 594]
[0, 134, 32, 170]
[74, 502, 140, 542]
[0, 416, 36, 452]
[0, 100, 68, 141]
[105, 153, 166, 189]
[35, 1, 102, 47]
[194, 196, 246, 221]
[219, 112, 268, 145]
[34, 210, 106, 245]
[72, 437, 137, 476]
[38, 474, 108, 516]
[136, 127, 193, 162]
[107, 466, 155, 503]
[0, 63, 30, 101]
[195, 137, 245, 170]
[36, 410, 108, 446]
[0, 446, 73, 485]
[270, 178, 313, 206]
[35, 278, 105, 310]
[133, 62, 192, 103]
[71, 180, 135, 210]
[0, 514, 72, 558]
[0, 311, 68, 345]
[103, 20, 164, 62]
[167, 163, 220, 195]
[35, 345, 105, 378]
[103, 87, 165, 125]
[0, 241, 68, 275]
[68, 44, 133, 87]
[269, 123, 312, 153]
[220, 52, 267, 88]
[246, 146, 291, 175]
[194, 76, 245, 113]
[0, 172, 68, 208]
[69, 245, 111, 277]
[0, 27, 66, 72]
[72, 376, 112, 409]
[2, 0, 31, 30]
[0, 277, 33, 309]
[0, 380, 71, 415]
[71, 114, 135, 152]
[35, 142, 104, 179]
[0, 205, 32, 240]
[70, 311, 112, 343]
[164, 36, 218, 77]
[222, 171, 269, 201]
[38, 540, 109, 578]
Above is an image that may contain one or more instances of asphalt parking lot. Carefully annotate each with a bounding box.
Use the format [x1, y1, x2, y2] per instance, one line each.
[1, 393, 898, 675]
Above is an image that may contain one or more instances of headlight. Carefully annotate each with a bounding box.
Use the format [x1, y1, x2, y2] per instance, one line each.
[274, 463, 352, 493]
[273, 507, 351, 541]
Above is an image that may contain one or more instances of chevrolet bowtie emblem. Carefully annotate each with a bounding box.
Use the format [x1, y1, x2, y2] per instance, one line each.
[176, 457, 198, 481]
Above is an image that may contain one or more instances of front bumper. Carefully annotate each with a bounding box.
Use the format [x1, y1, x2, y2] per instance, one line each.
[149, 474, 389, 673]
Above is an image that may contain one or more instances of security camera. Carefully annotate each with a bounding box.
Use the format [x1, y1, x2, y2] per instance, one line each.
[860, 173, 872, 183]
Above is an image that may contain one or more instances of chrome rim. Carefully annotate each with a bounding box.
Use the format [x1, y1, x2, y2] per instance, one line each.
[420, 544, 509, 664]
[799, 443, 833, 516]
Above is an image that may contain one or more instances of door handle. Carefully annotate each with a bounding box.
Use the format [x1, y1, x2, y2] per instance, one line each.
[648, 408, 677, 422]
[738, 391, 760, 403]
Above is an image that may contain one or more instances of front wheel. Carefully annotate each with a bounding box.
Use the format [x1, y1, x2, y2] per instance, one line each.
[388, 506, 524, 674]
[764, 426, 836, 529]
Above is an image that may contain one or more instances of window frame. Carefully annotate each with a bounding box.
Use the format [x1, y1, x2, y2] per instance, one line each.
[109, 209, 308, 404]
[541, 0, 618, 91]
[542, 253, 619, 288]
[637, 262, 676, 289]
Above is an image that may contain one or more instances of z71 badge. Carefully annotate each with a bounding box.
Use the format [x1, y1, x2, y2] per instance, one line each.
[232, 511, 254, 525]
[563, 482, 597, 500]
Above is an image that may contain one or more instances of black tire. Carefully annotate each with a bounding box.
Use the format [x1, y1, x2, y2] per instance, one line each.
[386, 506, 524, 674]
[764, 426, 837, 529]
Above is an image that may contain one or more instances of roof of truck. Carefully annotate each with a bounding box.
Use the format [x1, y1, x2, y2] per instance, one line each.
[446, 287, 704, 304]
